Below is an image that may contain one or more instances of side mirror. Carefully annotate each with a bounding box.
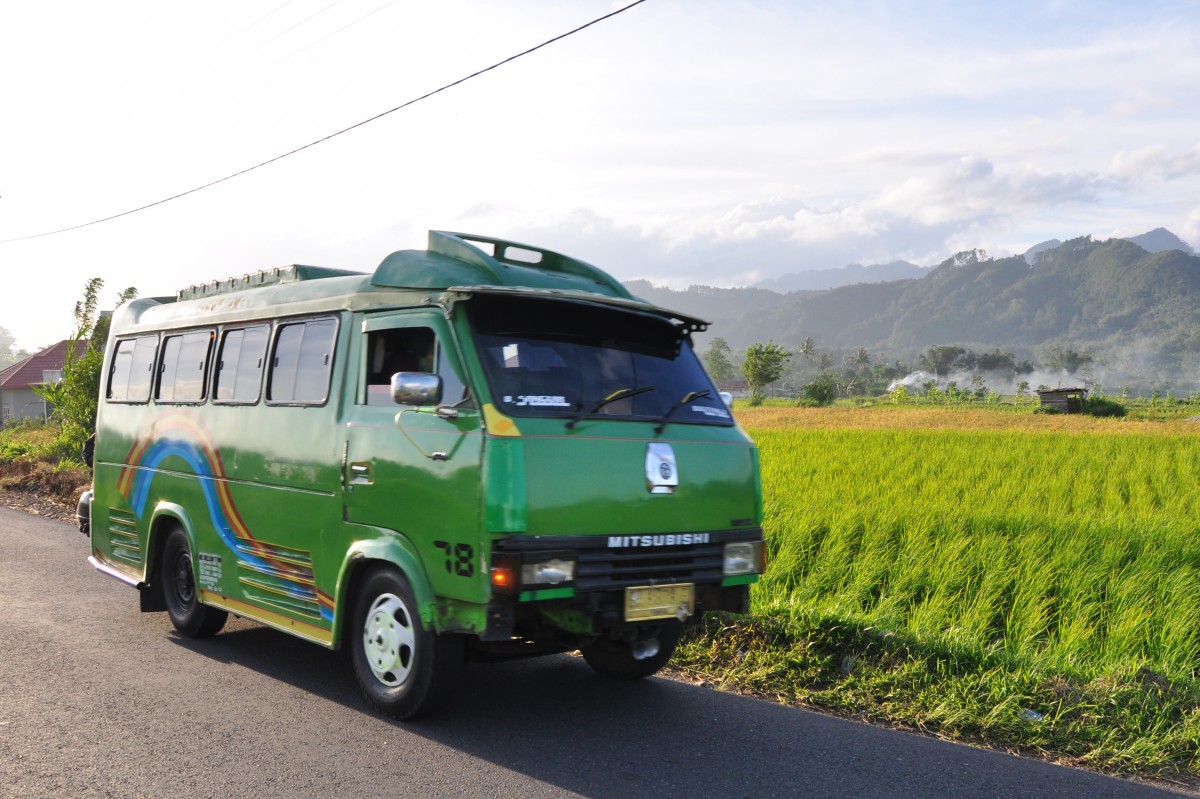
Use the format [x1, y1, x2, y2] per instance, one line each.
[719, 391, 733, 407]
[391, 372, 442, 406]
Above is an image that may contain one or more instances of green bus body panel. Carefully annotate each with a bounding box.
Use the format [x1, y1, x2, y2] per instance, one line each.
[482, 437, 527, 532]
[492, 419, 759, 536]
[88, 230, 761, 655]
[91, 401, 349, 643]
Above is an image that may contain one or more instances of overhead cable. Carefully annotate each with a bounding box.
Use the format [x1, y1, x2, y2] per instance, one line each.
[284, 0, 399, 60]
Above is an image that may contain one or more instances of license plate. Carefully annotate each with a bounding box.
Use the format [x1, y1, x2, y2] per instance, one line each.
[624, 583, 694, 622]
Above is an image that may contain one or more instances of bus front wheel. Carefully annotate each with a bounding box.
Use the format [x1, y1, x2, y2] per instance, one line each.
[160, 527, 227, 638]
[350, 569, 462, 720]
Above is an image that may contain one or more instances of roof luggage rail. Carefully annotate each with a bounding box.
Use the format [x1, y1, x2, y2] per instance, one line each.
[177, 265, 360, 301]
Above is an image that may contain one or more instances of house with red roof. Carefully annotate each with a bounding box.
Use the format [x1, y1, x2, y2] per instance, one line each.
[0, 341, 86, 425]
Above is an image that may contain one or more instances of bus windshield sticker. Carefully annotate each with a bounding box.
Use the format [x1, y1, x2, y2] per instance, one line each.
[505, 395, 572, 407]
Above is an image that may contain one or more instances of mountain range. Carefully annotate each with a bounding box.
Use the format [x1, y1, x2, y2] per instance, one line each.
[747, 227, 1194, 292]
[627, 229, 1200, 389]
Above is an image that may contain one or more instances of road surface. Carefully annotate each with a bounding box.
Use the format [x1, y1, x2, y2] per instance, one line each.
[0, 505, 1187, 798]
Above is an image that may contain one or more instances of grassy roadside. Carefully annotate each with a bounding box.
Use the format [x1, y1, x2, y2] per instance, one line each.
[0, 420, 91, 520]
[673, 612, 1200, 787]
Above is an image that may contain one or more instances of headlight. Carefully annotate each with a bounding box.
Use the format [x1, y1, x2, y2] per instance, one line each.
[723, 541, 765, 575]
[521, 558, 575, 586]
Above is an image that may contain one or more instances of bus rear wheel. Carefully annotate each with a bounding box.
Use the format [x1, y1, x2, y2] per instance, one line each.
[160, 527, 227, 638]
[350, 569, 462, 720]
[581, 622, 682, 680]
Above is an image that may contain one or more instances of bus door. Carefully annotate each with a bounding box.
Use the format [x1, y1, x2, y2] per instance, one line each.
[342, 312, 484, 604]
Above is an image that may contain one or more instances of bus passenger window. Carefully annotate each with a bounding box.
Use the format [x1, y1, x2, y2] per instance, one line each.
[157, 329, 213, 403]
[107, 335, 158, 403]
[268, 318, 337, 405]
[214, 325, 269, 404]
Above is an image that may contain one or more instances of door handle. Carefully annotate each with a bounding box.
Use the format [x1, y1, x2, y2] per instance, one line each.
[349, 462, 374, 485]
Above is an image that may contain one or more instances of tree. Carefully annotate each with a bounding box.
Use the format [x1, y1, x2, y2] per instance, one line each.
[702, 337, 736, 381]
[36, 279, 137, 458]
[974, 349, 1016, 374]
[0, 325, 17, 369]
[848, 347, 872, 371]
[919, 345, 966, 379]
[742, 340, 791, 405]
[796, 336, 817, 362]
[1044, 345, 1092, 375]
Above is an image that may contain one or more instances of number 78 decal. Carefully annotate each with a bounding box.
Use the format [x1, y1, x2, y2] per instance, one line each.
[433, 541, 476, 577]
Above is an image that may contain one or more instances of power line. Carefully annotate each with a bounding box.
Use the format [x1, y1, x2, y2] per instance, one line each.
[284, 0, 399, 60]
[261, 0, 346, 48]
[1, 0, 648, 245]
[194, 1, 300, 59]
[222, 0, 300, 46]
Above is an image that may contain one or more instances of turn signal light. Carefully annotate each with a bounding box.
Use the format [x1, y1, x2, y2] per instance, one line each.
[490, 566, 516, 592]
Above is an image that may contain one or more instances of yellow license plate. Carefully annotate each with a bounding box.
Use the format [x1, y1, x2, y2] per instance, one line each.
[624, 583, 694, 622]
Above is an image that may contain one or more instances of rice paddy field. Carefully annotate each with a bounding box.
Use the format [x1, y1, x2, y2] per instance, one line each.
[673, 405, 1200, 782]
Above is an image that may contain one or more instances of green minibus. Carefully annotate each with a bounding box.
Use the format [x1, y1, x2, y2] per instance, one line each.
[82, 231, 765, 718]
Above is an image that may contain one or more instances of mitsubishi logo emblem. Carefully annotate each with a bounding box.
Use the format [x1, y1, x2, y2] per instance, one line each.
[645, 442, 679, 494]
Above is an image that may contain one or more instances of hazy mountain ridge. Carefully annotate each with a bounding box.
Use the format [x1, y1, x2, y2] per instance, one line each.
[625, 229, 1200, 386]
[733, 228, 1195, 292]
[1121, 227, 1194, 255]
[754, 259, 926, 292]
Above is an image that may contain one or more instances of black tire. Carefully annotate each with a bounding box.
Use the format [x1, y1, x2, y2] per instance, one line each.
[581, 622, 682, 680]
[160, 526, 228, 638]
[350, 568, 463, 720]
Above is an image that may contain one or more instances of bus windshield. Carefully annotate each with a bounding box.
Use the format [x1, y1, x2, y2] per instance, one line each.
[466, 295, 732, 427]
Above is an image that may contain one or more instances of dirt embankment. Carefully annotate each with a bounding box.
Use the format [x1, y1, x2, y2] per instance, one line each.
[0, 460, 90, 524]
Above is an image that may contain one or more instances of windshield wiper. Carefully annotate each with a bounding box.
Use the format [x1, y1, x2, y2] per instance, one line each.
[653, 389, 712, 436]
[565, 385, 656, 429]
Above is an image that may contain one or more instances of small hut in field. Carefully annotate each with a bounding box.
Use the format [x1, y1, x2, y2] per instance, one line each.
[1037, 387, 1087, 413]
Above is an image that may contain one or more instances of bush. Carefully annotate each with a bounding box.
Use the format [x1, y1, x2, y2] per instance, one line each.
[798, 376, 837, 407]
[0, 420, 63, 463]
[1085, 396, 1127, 418]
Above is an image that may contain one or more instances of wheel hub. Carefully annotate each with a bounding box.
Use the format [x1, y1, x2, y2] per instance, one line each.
[362, 593, 416, 687]
[173, 552, 195, 605]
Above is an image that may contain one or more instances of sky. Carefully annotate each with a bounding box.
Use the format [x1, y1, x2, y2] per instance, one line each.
[2, 0, 1199, 352]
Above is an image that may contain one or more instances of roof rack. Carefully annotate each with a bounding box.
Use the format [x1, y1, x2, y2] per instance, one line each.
[177, 265, 361, 301]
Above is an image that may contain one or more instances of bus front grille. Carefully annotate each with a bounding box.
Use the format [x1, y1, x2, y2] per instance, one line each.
[573, 543, 725, 591]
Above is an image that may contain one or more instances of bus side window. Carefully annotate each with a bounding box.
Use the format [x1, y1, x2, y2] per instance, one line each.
[156, 329, 213, 403]
[365, 328, 435, 406]
[214, 325, 269, 404]
[267, 317, 338, 405]
[107, 335, 158, 403]
[363, 327, 469, 408]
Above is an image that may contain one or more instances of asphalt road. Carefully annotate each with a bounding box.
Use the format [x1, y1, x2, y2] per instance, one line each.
[0, 505, 1187, 799]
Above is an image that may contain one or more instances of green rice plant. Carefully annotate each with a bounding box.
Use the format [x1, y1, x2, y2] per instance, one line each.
[697, 409, 1200, 774]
